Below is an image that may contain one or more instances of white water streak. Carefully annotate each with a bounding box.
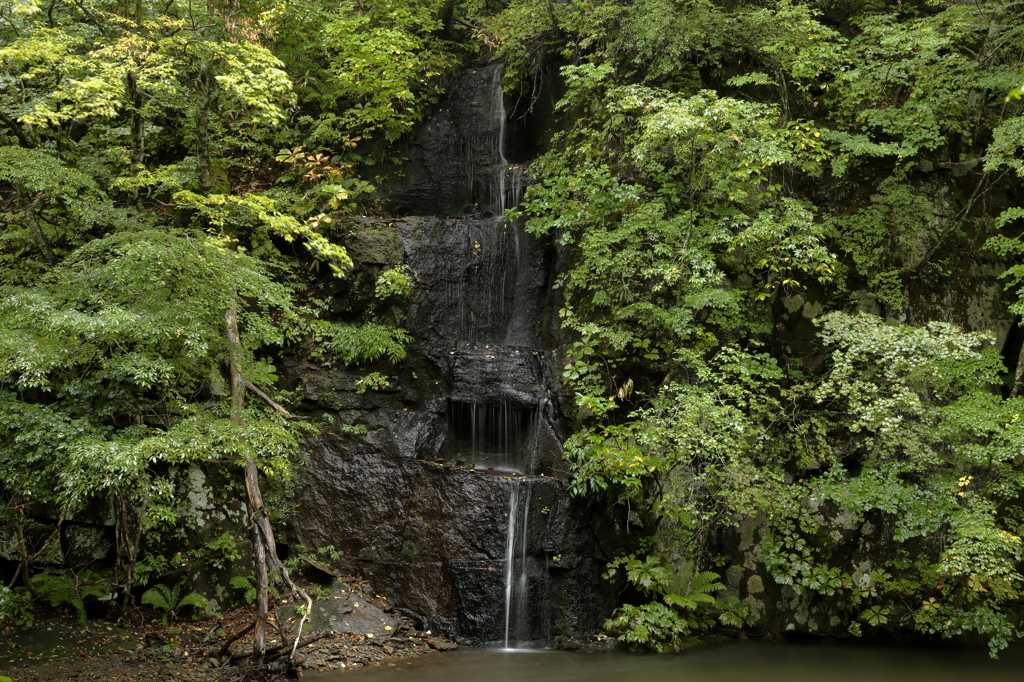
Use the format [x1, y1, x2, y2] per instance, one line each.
[503, 484, 520, 647]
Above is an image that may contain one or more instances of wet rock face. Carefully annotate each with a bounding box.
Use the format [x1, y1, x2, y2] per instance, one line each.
[294, 433, 616, 644]
[398, 216, 549, 349]
[288, 59, 625, 646]
[387, 62, 512, 217]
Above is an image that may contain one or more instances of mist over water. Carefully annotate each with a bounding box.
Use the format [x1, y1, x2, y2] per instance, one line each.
[304, 642, 1024, 682]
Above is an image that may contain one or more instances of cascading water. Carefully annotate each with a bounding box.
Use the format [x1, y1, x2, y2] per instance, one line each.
[468, 66, 542, 649]
[387, 60, 562, 645]
[503, 479, 532, 648]
[449, 399, 540, 472]
[297, 59, 620, 648]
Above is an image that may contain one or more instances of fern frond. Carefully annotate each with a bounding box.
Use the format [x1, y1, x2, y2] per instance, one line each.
[229, 576, 251, 590]
[169, 580, 182, 609]
[690, 571, 726, 594]
[177, 592, 210, 617]
[141, 586, 171, 612]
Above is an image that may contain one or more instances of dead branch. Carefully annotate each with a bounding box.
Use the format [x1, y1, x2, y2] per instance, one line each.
[218, 619, 256, 659]
[228, 629, 328, 664]
[244, 381, 304, 420]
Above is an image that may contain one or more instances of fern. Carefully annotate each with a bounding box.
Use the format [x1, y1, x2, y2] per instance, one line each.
[33, 570, 111, 626]
[230, 575, 257, 605]
[141, 583, 173, 614]
[229, 573, 280, 605]
[311, 322, 412, 366]
[662, 561, 725, 609]
[142, 579, 210, 624]
[177, 592, 212, 612]
[604, 555, 726, 649]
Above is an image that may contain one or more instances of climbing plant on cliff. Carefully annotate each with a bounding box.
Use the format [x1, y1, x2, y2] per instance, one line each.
[503, 0, 1024, 655]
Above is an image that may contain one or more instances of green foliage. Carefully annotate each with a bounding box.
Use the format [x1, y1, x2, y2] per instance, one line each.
[273, 147, 376, 215]
[311, 322, 412, 366]
[605, 602, 697, 652]
[229, 572, 281, 605]
[490, 0, 1024, 655]
[571, 312, 1024, 654]
[375, 266, 414, 299]
[315, 0, 462, 144]
[141, 579, 212, 624]
[0, 586, 36, 629]
[230, 575, 258, 606]
[520, 76, 835, 424]
[826, 175, 935, 309]
[861, 605, 890, 627]
[197, 532, 244, 571]
[603, 555, 726, 650]
[356, 372, 392, 393]
[174, 192, 353, 277]
[283, 543, 342, 574]
[33, 570, 112, 626]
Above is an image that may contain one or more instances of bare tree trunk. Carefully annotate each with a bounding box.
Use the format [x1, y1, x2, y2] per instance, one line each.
[226, 307, 268, 662]
[1009, 336, 1024, 399]
[195, 65, 219, 196]
[126, 71, 145, 206]
[225, 307, 313, 666]
[114, 490, 143, 618]
[14, 184, 55, 262]
[12, 519, 39, 597]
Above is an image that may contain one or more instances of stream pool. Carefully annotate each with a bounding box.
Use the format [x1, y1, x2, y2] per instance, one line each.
[303, 641, 1024, 682]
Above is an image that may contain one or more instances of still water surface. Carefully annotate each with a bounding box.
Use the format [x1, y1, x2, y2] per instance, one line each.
[303, 641, 1024, 682]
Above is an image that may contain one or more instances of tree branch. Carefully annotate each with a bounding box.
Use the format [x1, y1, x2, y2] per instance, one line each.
[218, 619, 255, 659]
[28, 510, 66, 563]
[0, 110, 34, 148]
[244, 381, 303, 420]
[229, 630, 328, 664]
[71, 0, 111, 38]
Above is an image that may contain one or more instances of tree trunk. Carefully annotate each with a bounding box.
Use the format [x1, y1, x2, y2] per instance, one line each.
[11, 519, 39, 597]
[226, 307, 268, 661]
[225, 307, 313, 666]
[15, 185, 55, 262]
[114, 490, 143, 619]
[437, 0, 456, 38]
[195, 65, 219, 197]
[126, 71, 145, 206]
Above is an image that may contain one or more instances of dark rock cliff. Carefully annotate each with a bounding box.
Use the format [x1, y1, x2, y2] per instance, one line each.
[285, 61, 624, 646]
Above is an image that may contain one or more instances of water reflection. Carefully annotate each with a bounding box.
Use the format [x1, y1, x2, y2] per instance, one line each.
[303, 641, 1024, 682]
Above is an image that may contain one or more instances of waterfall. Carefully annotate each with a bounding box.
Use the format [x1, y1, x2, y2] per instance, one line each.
[489, 65, 541, 649]
[450, 395, 542, 473]
[403, 61, 552, 646]
[503, 478, 532, 648]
